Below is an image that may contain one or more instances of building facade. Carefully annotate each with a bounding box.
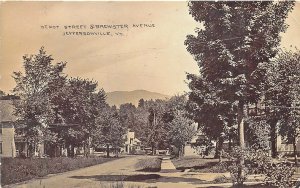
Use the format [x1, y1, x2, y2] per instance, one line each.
[121, 130, 142, 154]
[0, 100, 17, 157]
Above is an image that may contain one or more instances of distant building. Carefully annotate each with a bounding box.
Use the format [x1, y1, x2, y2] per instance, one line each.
[0, 100, 81, 158]
[248, 101, 300, 156]
[184, 133, 217, 157]
[183, 123, 215, 157]
[1, 100, 145, 158]
[121, 130, 142, 154]
[0, 100, 16, 157]
[184, 133, 201, 156]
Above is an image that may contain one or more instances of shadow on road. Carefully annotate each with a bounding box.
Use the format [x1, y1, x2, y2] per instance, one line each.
[70, 174, 160, 182]
[70, 174, 206, 184]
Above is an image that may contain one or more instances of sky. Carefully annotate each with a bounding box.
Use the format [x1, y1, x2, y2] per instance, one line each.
[1, 2, 300, 96]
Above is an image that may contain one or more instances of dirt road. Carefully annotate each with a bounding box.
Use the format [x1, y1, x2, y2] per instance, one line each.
[5, 156, 152, 188]
[5, 156, 235, 188]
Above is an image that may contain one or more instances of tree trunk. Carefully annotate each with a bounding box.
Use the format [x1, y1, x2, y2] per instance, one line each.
[87, 135, 91, 157]
[219, 139, 224, 162]
[83, 139, 90, 158]
[228, 132, 232, 151]
[70, 144, 75, 157]
[151, 142, 155, 155]
[115, 147, 119, 158]
[294, 136, 298, 166]
[215, 137, 224, 162]
[67, 144, 71, 157]
[270, 119, 278, 158]
[83, 136, 91, 158]
[66, 145, 70, 157]
[28, 143, 32, 157]
[54, 145, 57, 158]
[214, 138, 220, 159]
[179, 145, 185, 157]
[28, 142, 35, 157]
[151, 111, 156, 156]
[106, 144, 110, 158]
[237, 101, 246, 186]
[215, 137, 224, 160]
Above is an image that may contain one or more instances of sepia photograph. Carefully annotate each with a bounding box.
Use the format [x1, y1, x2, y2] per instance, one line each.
[0, 1, 300, 187]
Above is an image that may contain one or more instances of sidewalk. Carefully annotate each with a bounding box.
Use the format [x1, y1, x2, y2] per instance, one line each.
[160, 157, 178, 173]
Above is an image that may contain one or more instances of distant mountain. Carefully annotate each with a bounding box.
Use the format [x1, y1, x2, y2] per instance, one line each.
[106, 90, 170, 107]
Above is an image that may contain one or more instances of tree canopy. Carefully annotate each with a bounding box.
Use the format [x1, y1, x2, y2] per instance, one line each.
[12, 47, 67, 152]
[185, 2, 294, 185]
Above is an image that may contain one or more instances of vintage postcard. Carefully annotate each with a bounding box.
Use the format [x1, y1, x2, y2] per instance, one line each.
[1, 1, 300, 188]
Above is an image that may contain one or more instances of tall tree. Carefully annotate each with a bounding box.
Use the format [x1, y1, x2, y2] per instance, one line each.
[138, 98, 145, 108]
[119, 103, 136, 130]
[134, 105, 150, 144]
[165, 95, 196, 157]
[94, 106, 126, 157]
[12, 47, 66, 156]
[168, 111, 195, 157]
[59, 77, 106, 156]
[185, 2, 294, 185]
[187, 74, 236, 158]
[144, 99, 167, 154]
[265, 50, 300, 165]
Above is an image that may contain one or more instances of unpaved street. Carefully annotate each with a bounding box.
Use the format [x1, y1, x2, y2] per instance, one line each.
[5, 156, 151, 188]
[5, 156, 235, 188]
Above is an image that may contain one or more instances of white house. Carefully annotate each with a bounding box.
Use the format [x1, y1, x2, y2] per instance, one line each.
[183, 123, 209, 156]
[121, 130, 142, 154]
[0, 100, 16, 158]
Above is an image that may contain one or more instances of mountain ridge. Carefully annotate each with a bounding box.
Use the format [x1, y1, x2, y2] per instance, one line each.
[106, 90, 170, 107]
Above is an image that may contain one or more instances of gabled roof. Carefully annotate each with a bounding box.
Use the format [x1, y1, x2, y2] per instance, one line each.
[0, 100, 17, 122]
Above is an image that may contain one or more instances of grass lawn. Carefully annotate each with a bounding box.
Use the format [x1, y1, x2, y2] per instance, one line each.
[171, 156, 229, 173]
[135, 157, 162, 172]
[1, 156, 118, 186]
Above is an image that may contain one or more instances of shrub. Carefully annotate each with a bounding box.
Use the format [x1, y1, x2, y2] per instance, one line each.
[264, 162, 295, 188]
[172, 156, 228, 172]
[224, 147, 296, 187]
[227, 162, 250, 186]
[213, 175, 231, 184]
[245, 149, 295, 187]
[189, 161, 229, 173]
[224, 147, 250, 185]
[135, 157, 162, 172]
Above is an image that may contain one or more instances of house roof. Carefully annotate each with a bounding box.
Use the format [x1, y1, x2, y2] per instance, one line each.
[0, 100, 17, 122]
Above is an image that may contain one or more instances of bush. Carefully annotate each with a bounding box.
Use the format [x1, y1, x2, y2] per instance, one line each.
[213, 175, 231, 184]
[172, 156, 228, 172]
[224, 147, 295, 187]
[224, 147, 250, 185]
[245, 149, 295, 187]
[228, 162, 250, 186]
[264, 162, 295, 188]
[135, 157, 162, 172]
[1, 157, 116, 185]
[189, 161, 229, 173]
